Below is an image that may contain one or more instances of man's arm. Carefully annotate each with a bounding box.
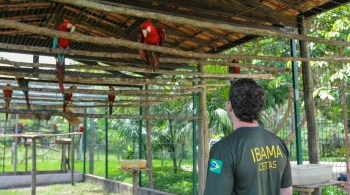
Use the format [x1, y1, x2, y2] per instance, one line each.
[280, 186, 292, 195]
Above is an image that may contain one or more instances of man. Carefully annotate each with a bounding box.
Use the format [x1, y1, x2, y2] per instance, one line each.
[204, 79, 292, 195]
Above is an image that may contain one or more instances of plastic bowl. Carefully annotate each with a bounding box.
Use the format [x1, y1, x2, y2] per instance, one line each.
[120, 159, 147, 169]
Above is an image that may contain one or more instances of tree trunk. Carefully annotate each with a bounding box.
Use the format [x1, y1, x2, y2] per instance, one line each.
[198, 63, 209, 195]
[298, 16, 320, 195]
[89, 108, 95, 174]
[145, 84, 153, 188]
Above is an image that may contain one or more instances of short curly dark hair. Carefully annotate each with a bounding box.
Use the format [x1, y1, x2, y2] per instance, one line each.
[229, 79, 265, 122]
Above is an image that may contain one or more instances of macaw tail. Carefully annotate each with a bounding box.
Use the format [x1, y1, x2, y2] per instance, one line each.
[24, 92, 31, 110]
[56, 61, 65, 95]
[151, 51, 160, 72]
[109, 101, 113, 115]
[63, 101, 67, 112]
[5, 99, 10, 121]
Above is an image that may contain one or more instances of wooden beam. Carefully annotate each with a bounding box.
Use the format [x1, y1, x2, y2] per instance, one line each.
[3, 97, 180, 104]
[0, 102, 160, 109]
[0, 109, 198, 120]
[49, 0, 350, 47]
[0, 61, 273, 79]
[0, 42, 348, 65]
[0, 58, 289, 74]
[0, 85, 199, 96]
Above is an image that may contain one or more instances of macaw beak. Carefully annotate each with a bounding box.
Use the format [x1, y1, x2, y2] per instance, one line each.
[67, 23, 75, 33]
[70, 25, 75, 33]
[142, 29, 147, 37]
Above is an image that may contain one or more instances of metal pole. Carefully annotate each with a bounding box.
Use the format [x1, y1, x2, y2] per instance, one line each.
[192, 79, 198, 195]
[71, 135, 75, 186]
[290, 39, 302, 164]
[138, 105, 143, 187]
[105, 108, 108, 179]
[83, 108, 87, 177]
[2, 121, 6, 172]
[14, 113, 19, 175]
[68, 123, 71, 159]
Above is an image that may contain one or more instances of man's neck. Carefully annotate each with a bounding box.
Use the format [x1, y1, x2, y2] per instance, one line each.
[233, 120, 259, 130]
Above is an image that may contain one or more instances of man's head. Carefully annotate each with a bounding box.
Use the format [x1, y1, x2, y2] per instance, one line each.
[228, 79, 265, 123]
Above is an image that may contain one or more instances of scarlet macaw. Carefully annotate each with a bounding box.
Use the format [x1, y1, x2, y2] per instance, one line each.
[63, 85, 76, 112]
[53, 21, 75, 94]
[108, 86, 115, 115]
[3, 84, 13, 121]
[17, 78, 31, 110]
[138, 20, 166, 72]
[229, 59, 240, 74]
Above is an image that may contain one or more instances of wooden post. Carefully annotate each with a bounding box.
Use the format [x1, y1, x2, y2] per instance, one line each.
[62, 144, 67, 173]
[31, 138, 37, 195]
[71, 135, 75, 186]
[25, 144, 28, 172]
[145, 84, 153, 188]
[132, 170, 138, 195]
[89, 108, 95, 174]
[197, 63, 209, 195]
[298, 16, 320, 195]
[338, 47, 350, 195]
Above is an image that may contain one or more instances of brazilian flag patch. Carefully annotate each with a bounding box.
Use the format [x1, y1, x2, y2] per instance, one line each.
[209, 159, 223, 174]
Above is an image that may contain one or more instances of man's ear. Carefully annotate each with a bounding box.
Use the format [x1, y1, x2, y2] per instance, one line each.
[226, 101, 233, 112]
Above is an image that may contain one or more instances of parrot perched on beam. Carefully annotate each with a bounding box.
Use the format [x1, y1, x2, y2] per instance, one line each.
[108, 86, 115, 115]
[53, 21, 75, 94]
[17, 78, 31, 110]
[138, 20, 166, 72]
[3, 84, 13, 121]
[229, 59, 240, 74]
[63, 85, 76, 112]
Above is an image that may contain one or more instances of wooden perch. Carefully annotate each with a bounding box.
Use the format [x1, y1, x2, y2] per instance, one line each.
[0, 108, 197, 120]
[0, 59, 273, 79]
[51, 0, 350, 47]
[0, 59, 282, 77]
[0, 48, 289, 73]
[0, 102, 160, 108]
[0, 21, 349, 63]
[4, 97, 181, 104]
[0, 85, 201, 96]
[0, 69, 201, 86]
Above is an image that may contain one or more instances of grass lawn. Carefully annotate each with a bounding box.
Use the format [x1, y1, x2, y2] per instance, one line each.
[0, 182, 120, 195]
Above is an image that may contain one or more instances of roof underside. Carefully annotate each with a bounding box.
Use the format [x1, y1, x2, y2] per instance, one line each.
[0, 0, 348, 113]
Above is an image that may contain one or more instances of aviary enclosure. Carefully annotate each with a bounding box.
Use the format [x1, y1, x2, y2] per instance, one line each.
[0, 0, 349, 195]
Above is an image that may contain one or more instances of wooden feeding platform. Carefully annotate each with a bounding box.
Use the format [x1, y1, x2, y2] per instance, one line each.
[119, 167, 151, 195]
[55, 138, 72, 173]
[293, 180, 346, 195]
[0, 132, 82, 195]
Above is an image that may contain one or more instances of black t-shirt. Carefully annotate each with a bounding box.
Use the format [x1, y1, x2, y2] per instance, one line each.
[204, 126, 292, 195]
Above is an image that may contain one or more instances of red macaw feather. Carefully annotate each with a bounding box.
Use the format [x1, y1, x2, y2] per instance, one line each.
[63, 86, 75, 112]
[108, 86, 115, 115]
[24, 93, 30, 110]
[3, 84, 12, 121]
[57, 61, 65, 94]
[5, 99, 10, 121]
